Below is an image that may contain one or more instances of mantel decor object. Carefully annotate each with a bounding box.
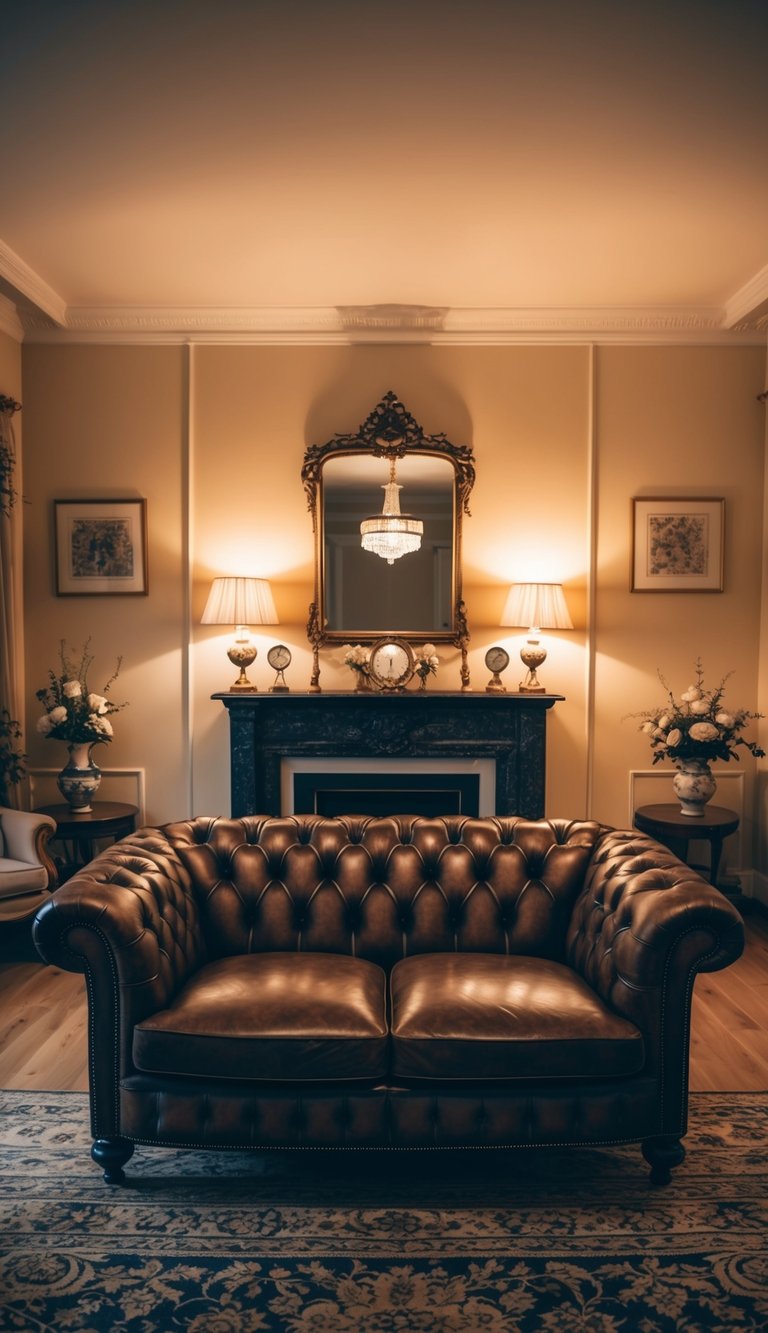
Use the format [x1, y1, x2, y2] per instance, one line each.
[202, 577, 278, 692]
[501, 583, 573, 693]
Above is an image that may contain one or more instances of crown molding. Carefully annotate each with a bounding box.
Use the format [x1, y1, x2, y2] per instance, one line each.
[0, 240, 66, 327]
[17, 302, 766, 345]
[724, 263, 768, 331]
[0, 294, 24, 342]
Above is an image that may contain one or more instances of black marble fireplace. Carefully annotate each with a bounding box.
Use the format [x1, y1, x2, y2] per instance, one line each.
[213, 691, 562, 819]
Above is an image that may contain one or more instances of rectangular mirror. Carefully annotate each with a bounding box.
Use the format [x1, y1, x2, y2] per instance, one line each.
[322, 454, 455, 634]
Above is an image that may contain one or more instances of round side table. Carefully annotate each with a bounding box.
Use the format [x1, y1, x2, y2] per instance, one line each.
[633, 803, 739, 887]
[34, 802, 139, 880]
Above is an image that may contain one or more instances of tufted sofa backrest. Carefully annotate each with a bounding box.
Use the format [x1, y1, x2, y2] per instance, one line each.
[160, 814, 605, 970]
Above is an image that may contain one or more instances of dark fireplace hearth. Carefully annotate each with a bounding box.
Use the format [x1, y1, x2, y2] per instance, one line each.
[213, 691, 562, 819]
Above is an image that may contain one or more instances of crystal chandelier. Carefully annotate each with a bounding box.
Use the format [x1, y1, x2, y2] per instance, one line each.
[360, 458, 424, 565]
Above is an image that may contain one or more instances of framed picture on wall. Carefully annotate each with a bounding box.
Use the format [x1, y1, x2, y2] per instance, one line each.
[631, 497, 724, 593]
[54, 499, 148, 596]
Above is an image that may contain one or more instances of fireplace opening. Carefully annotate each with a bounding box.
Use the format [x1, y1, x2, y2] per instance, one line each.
[283, 758, 497, 817]
[293, 771, 480, 817]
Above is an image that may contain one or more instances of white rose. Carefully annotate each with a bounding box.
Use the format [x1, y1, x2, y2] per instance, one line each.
[641, 721, 655, 734]
[63, 679, 82, 698]
[666, 729, 682, 747]
[715, 711, 735, 728]
[90, 715, 113, 736]
[36, 714, 53, 735]
[690, 699, 710, 715]
[689, 722, 718, 742]
[422, 643, 436, 656]
[652, 727, 666, 739]
[49, 706, 67, 724]
[681, 687, 701, 703]
[658, 714, 670, 730]
[87, 692, 109, 714]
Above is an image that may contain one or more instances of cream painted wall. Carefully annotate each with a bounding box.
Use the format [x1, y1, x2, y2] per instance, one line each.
[190, 345, 591, 818]
[21, 345, 187, 824]
[593, 345, 766, 859]
[18, 339, 767, 881]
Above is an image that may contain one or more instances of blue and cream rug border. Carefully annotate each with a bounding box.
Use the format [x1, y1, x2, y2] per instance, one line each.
[1, 1090, 766, 1330]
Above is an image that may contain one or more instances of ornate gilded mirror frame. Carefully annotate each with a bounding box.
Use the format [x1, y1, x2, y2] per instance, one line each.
[302, 390, 475, 691]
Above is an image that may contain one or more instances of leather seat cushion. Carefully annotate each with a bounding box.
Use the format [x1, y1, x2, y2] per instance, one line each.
[390, 953, 645, 1080]
[133, 952, 389, 1082]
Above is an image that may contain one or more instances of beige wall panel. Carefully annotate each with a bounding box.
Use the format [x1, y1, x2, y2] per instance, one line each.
[21, 345, 186, 824]
[191, 345, 590, 819]
[593, 345, 766, 854]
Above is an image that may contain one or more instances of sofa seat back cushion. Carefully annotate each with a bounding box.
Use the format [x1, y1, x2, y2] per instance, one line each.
[390, 954, 645, 1081]
[132, 953, 389, 1082]
[165, 815, 605, 968]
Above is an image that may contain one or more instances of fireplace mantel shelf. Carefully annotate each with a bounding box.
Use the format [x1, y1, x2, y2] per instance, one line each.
[213, 690, 563, 819]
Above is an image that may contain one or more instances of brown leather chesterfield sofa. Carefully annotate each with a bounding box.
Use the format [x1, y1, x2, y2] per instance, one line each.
[33, 814, 744, 1186]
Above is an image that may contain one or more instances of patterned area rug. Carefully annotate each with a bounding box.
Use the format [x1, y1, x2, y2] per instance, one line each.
[1, 1091, 766, 1331]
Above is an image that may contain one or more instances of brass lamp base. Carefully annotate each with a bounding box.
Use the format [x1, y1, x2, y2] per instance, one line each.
[518, 637, 547, 694]
[227, 643, 258, 693]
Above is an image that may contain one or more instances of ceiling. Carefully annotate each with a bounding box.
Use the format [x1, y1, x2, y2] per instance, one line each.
[2, 0, 767, 343]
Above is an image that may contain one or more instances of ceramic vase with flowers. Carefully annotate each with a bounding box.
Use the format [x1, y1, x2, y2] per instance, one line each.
[627, 659, 764, 816]
[413, 643, 439, 691]
[36, 640, 126, 812]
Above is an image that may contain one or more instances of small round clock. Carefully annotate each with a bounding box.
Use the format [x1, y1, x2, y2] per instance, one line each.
[368, 638, 415, 691]
[484, 645, 510, 693]
[267, 643, 292, 692]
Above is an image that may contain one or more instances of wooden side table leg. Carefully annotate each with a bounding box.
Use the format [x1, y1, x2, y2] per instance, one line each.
[709, 834, 725, 886]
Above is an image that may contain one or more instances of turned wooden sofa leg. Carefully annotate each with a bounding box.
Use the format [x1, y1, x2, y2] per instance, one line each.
[91, 1136, 135, 1185]
[642, 1136, 685, 1186]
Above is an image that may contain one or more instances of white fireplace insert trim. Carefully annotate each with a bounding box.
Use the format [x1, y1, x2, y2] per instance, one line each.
[281, 757, 497, 817]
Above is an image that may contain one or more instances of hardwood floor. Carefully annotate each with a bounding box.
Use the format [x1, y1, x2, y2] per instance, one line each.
[1, 909, 767, 1093]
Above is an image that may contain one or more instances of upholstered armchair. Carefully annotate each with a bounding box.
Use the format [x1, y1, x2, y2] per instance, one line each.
[0, 807, 58, 922]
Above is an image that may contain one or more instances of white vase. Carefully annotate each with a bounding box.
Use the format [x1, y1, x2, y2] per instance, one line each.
[672, 758, 716, 817]
[57, 743, 102, 813]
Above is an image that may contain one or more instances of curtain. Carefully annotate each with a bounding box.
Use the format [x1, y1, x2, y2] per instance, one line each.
[0, 396, 23, 808]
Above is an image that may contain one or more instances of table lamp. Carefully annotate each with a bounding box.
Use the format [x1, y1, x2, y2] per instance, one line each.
[201, 576, 278, 692]
[501, 582, 572, 693]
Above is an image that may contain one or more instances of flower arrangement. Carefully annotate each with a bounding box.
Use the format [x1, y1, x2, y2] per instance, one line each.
[343, 644, 370, 680]
[413, 643, 439, 685]
[628, 660, 764, 765]
[36, 641, 126, 745]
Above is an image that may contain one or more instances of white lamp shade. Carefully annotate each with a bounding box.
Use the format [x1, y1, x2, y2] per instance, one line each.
[501, 582, 573, 631]
[201, 577, 278, 626]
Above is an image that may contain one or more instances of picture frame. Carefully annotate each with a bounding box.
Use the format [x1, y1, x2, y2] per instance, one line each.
[54, 499, 148, 596]
[631, 497, 724, 593]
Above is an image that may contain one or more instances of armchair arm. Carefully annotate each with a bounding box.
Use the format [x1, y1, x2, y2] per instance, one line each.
[1, 807, 57, 873]
[33, 827, 206, 1137]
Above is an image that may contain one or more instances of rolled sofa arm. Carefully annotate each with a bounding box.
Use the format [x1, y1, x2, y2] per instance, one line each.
[566, 828, 744, 1038]
[33, 826, 205, 1021]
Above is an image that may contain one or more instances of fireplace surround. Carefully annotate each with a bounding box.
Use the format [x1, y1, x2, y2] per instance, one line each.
[214, 691, 562, 818]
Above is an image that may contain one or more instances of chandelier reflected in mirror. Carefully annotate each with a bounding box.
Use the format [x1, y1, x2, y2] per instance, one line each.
[360, 457, 424, 565]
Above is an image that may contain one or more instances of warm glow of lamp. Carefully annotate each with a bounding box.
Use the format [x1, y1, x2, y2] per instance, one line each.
[201, 576, 278, 692]
[360, 457, 424, 565]
[501, 582, 573, 693]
